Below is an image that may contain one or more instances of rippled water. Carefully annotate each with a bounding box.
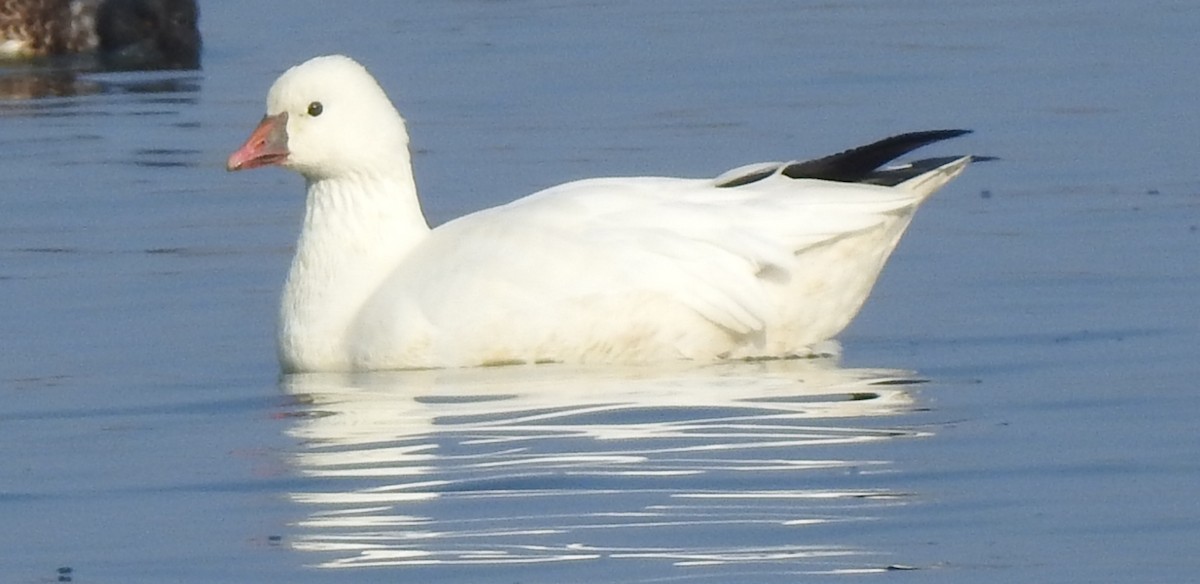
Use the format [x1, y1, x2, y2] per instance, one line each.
[2, 1, 1199, 583]
[281, 358, 924, 576]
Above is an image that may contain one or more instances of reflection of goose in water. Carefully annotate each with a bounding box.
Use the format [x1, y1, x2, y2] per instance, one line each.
[279, 356, 930, 575]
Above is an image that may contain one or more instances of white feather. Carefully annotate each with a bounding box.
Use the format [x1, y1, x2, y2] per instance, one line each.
[229, 55, 973, 372]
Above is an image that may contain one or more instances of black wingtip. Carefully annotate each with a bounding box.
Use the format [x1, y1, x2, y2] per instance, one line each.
[781, 129, 973, 183]
[714, 129, 980, 189]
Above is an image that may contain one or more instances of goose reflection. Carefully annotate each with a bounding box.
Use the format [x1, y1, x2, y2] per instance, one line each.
[279, 354, 928, 576]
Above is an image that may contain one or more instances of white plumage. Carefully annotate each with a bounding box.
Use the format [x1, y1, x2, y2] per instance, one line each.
[227, 55, 976, 372]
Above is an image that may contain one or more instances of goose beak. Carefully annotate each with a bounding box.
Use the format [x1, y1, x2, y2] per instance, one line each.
[227, 112, 289, 171]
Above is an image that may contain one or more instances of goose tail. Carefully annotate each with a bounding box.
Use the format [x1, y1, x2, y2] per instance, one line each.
[895, 155, 974, 200]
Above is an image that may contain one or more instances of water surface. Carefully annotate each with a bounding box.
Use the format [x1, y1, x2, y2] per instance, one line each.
[2, 1, 1198, 583]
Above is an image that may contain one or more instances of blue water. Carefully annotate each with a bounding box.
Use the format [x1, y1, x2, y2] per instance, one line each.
[2, 1, 1198, 582]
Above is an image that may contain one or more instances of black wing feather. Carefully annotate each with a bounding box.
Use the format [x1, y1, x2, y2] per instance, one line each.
[781, 129, 971, 183]
[858, 154, 997, 186]
[716, 129, 976, 189]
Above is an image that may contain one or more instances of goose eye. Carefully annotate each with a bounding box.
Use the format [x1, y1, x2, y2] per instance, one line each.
[307, 102, 323, 117]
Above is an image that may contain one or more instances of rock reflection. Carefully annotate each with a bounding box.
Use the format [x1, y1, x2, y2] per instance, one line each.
[280, 356, 928, 576]
[0, 67, 98, 99]
[0, 62, 200, 169]
[0, 62, 198, 102]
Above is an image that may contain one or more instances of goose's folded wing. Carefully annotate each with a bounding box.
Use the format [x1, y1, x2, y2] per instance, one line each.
[409, 174, 928, 334]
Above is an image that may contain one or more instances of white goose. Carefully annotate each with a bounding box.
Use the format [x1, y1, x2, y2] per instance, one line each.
[228, 55, 978, 373]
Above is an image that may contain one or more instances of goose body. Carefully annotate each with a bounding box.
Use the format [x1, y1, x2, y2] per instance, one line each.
[228, 55, 977, 372]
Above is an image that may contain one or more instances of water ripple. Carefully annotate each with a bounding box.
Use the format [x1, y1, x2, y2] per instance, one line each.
[278, 357, 926, 578]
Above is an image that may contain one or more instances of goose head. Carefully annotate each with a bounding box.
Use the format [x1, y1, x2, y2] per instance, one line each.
[227, 55, 411, 182]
